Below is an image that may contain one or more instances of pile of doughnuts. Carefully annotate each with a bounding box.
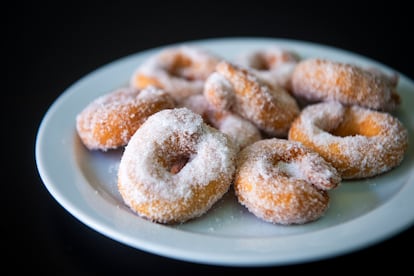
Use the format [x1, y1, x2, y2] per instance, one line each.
[76, 44, 409, 225]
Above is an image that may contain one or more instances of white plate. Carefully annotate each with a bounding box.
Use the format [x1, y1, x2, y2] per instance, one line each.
[35, 37, 414, 266]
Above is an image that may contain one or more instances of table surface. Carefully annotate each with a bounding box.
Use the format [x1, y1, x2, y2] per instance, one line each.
[6, 2, 413, 274]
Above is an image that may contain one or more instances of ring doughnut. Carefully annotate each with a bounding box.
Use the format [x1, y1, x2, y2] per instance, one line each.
[290, 58, 400, 111]
[206, 109, 262, 151]
[117, 107, 237, 224]
[130, 45, 220, 101]
[76, 86, 175, 151]
[234, 138, 341, 225]
[236, 46, 300, 90]
[179, 94, 262, 150]
[288, 101, 408, 179]
[204, 61, 300, 137]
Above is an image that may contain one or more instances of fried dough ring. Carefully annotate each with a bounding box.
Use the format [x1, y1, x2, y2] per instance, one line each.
[236, 46, 300, 90]
[76, 86, 175, 151]
[130, 45, 220, 101]
[117, 108, 237, 224]
[179, 94, 262, 150]
[288, 101, 408, 179]
[234, 138, 340, 225]
[204, 61, 300, 137]
[290, 58, 400, 111]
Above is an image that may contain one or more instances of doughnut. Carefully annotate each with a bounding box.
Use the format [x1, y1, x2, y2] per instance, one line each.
[130, 45, 220, 101]
[290, 58, 400, 111]
[234, 138, 341, 225]
[176, 94, 212, 121]
[288, 101, 408, 179]
[206, 109, 262, 151]
[179, 94, 262, 150]
[117, 107, 238, 224]
[236, 46, 300, 90]
[203, 61, 300, 137]
[76, 86, 175, 151]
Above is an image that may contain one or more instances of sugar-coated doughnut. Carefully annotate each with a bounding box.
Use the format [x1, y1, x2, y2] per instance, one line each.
[236, 46, 300, 90]
[290, 58, 400, 111]
[130, 45, 220, 101]
[234, 138, 341, 225]
[206, 109, 262, 151]
[204, 61, 300, 137]
[117, 107, 237, 224]
[76, 86, 175, 151]
[288, 101, 408, 179]
[179, 94, 262, 150]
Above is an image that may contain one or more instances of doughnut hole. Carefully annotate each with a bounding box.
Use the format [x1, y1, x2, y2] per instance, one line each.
[133, 75, 163, 89]
[331, 108, 381, 137]
[167, 52, 215, 81]
[250, 54, 271, 70]
[169, 156, 190, 174]
[132, 55, 195, 89]
[248, 52, 297, 71]
[154, 133, 197, 175]
[267, 148, 302, 177]
[168, 54, 195, 80]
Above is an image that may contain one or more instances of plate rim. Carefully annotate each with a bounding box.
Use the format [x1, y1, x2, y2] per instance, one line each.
[35, 36, 414, 267]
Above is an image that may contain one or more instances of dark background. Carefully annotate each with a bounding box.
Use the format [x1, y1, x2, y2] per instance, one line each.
[6, 2, 413, 274]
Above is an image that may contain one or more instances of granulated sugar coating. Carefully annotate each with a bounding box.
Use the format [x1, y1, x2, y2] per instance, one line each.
[288, 101, 409, 179]
[76, 86, 175, 151]
[130, 45, 220, 101]
[179, 94, 262, 151]
[75, 44, 410, 228]
[117, 108, 238, 224]
[234, 138, 341, 225]
[235, 46, 300, 90]
[205, 61, 300, 137]
[291, 58, 400, 111]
